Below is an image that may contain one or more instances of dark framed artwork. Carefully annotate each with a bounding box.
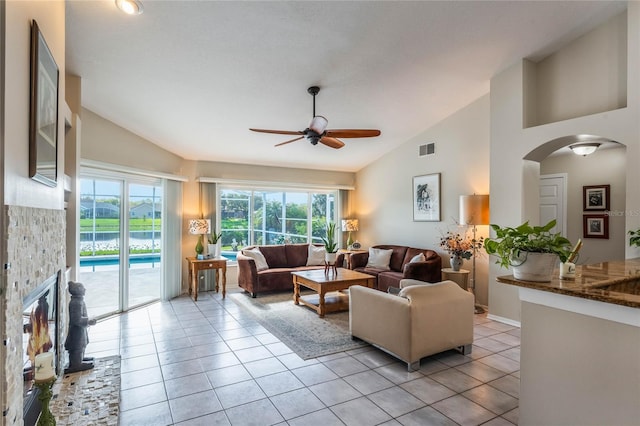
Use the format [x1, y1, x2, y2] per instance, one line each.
[583, 185, 609, 211]
[413, 173, 440, 222]
[583, 214, 609, 239]
[29, 20, 59, 187]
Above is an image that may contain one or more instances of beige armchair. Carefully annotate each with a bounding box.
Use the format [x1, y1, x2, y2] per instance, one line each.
[349, 280, 474, 371]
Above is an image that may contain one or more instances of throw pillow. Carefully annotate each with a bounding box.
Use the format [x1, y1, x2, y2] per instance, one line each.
[409, 252, 426, 263]
[306, 245, 326, 266]
[366, 248, 393, 270]
[241, 248, 269, 271]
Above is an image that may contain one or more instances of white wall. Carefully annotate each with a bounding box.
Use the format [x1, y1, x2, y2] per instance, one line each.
[355, 95, 491, 305]
[489, 3, 640, 322]
[541, 146, 627, 264]
[4, 1, 65, 209]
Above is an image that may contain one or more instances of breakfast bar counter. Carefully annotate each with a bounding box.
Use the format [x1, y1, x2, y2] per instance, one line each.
[496, 258, 640, 426]
[496, 257, 640, 309]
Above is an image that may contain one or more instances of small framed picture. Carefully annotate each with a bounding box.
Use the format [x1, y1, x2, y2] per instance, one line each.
[413, 173, 440, 222]
[583, 185, 610, 211]
[583, 214, 609, 239]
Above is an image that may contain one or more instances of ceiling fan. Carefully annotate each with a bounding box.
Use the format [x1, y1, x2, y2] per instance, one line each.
[250, 86, 381, 149]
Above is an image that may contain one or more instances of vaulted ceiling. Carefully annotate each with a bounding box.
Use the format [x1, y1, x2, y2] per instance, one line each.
[66, 0, 626, 172]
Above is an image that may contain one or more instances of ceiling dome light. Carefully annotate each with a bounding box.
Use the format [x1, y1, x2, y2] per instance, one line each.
[569, 143, 600, 156]
[115, 0, 143, 15]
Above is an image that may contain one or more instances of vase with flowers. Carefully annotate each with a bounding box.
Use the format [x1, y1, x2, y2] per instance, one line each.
[439, 231, 484, 271]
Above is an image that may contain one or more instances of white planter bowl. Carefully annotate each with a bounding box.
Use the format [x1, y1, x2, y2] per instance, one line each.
[512, 252, 558, 282]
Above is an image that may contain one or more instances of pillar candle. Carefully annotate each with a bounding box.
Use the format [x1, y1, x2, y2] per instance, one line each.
[34, 352, 55, 381]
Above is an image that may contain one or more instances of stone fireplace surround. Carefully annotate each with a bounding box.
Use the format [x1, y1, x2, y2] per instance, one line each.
[2, 206, 67, 426]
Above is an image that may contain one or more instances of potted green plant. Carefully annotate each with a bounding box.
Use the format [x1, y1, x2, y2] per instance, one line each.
[207, 228, 222, 257]
[322, 221, 338, 264]
[629, 229, 640, 248]
[484, 219, 572, 282]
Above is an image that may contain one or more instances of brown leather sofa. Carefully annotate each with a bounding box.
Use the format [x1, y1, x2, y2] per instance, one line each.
[348, 245, 441, 292]
[237, 244, 345, 297]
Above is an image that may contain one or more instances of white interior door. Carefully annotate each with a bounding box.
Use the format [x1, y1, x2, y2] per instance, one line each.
[540, 174, 567, 236]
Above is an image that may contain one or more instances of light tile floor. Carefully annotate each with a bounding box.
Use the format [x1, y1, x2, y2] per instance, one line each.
[86, 289, 520, 426]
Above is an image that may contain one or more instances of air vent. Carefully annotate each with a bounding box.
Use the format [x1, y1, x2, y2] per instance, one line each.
[419, 143, 435, 157]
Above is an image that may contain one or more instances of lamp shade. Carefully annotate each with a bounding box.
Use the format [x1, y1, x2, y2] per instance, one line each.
[341, 219, 359, 232]
[188, 219, 210, 235]
[459, 195, 490, 226]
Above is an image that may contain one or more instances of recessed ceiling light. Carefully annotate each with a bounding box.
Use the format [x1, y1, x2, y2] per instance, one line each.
[115, 0, 143, 15]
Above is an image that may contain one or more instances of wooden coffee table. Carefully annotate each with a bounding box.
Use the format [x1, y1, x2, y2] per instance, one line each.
[292, 268, 375, 317]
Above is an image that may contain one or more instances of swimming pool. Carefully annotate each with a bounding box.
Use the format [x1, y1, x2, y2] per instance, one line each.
[80, 252, 238, 266]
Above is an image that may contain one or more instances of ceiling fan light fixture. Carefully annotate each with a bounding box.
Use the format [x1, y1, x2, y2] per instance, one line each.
[569, 143, 600, 156]
[115, 0, 143, 15]
[309, 116, 328, 134]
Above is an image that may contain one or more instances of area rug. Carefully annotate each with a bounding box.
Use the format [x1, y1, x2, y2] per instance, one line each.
[229, 291, 368, 359]
[50, 356, 120, 426]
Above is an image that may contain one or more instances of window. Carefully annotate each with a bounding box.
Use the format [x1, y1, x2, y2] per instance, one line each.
[219, 187, 336, 252]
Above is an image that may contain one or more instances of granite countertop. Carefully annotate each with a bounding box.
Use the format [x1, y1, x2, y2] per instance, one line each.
[497, 258, 640, 309]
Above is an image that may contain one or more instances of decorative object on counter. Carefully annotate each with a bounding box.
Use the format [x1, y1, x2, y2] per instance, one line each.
[583, 214, 609, 239]
[583, 184, 610, 211]
[188, 218, 210, 259]
[322, 221, 338, 273]
[459, 194, 490, 313]
[64, 282, 97, 374]
[628, 229, 640, 248]
[560, 238, 582, 280]
[341, 219, 359, 249]
[439, 231, 483, 272]
[484, 219, 572, 282]
[207, 226, 222, 257]
[413, 173, 441, 221]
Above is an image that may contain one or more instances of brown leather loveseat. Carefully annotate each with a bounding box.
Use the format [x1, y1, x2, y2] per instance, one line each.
[348, 245, 441, 292]
[237, 243, 345, 297]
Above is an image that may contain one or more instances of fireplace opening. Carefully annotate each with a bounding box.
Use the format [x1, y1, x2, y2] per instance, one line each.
[22, 271, 60, 426]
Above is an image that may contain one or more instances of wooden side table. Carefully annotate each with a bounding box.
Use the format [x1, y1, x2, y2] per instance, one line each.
[186, 257, 227, 301]
[441, 268, 470, 291]
[338, 248, 367, 269]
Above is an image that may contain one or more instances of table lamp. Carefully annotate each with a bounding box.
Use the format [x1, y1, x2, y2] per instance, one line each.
[459, 194, 489, 313]
[341, 219, 359, 249]
[189, 219, 210, 259]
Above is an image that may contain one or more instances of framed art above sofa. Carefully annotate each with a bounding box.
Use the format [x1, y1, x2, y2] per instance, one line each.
[413, 173, 440, 222]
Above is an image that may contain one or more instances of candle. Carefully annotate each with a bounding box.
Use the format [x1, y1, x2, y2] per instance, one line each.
[34, 352, 55, 381]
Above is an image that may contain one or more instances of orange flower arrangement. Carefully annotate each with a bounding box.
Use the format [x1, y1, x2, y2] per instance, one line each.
[439, 231, 484, 259]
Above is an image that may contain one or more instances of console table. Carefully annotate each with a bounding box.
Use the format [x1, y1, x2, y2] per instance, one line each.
[186, 257, 227, 301]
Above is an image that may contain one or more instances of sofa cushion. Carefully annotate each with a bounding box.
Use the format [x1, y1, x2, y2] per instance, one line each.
[409, 252, 426, 263]
[258, 245, 288, 268]
[366, 248, 393, 270]
[372, 245, 409, 271]
[306, 245, 326, 266]
[377, 271, 405, 293]
[241, 248, 269, 271]
[285, 244, 310, 267]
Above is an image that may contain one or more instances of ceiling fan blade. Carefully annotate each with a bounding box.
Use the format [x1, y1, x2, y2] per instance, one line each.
[325, 129, 381, 138]
[250, 128, 302, 136]
[320, 136, 345, 149]
[308, 116, 328, 134]
[275, 136, 304, 147]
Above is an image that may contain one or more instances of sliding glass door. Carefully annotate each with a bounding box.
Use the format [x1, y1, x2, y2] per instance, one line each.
[80, 177, 163, 317]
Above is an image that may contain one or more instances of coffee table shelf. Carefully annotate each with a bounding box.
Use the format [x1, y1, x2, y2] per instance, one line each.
[292, 268, 375, 317]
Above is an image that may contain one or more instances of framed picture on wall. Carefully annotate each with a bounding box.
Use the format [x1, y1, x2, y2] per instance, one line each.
[583, 185, 610, 211]
[413, 173, 440, 222]
[29, 19, 59, 188]
[583, 214, 609, 239]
